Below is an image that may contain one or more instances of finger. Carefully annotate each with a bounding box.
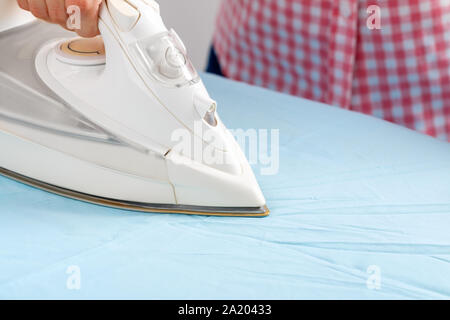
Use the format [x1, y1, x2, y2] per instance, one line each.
[46, 0, 67, 26]
[17, 0, 29, 11]
[28, 0, 50, 20]
[80, 0, 102, 37]
[67, 0, 101, 38]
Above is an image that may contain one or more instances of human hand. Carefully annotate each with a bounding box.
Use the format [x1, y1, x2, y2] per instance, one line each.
[17, 0, 102, 37]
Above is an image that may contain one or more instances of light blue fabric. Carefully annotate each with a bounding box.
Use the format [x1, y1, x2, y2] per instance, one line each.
[1, 73, 449, 299]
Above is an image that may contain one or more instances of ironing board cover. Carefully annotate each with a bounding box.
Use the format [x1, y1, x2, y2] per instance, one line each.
[0, 73, 449, 299]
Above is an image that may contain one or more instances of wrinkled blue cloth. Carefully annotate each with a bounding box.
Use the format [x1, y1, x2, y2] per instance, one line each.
[1, 73, 449, 299]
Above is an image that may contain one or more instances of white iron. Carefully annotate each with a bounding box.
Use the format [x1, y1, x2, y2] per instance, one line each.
[0, 0, 269, 216]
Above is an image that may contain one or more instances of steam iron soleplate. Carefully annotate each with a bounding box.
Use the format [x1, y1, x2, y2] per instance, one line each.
[0, 167, 269, 217]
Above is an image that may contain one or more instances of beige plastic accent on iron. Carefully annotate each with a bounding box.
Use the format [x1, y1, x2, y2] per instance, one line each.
[60, 37, 106, 57]
[56, 37, 106, 66]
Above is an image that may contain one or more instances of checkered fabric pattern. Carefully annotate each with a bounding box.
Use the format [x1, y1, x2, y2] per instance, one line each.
[213, 0, 450, 141]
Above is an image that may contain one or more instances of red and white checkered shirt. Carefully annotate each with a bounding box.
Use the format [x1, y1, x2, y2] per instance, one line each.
[213, 0, 450, 141]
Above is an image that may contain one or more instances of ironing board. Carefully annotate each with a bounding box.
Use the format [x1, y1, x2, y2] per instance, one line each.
[0, 73, 449, 299]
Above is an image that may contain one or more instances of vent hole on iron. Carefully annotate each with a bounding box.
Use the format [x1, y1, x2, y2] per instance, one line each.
[203, 110, 217, 127]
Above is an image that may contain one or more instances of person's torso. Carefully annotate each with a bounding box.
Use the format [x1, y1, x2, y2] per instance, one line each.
[213, 0, 450, 141]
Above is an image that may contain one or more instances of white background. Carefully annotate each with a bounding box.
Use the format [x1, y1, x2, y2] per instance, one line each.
[158, 0, 223, 70]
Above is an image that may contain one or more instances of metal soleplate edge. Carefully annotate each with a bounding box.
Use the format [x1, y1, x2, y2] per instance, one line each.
[0, 167, 269, 217]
